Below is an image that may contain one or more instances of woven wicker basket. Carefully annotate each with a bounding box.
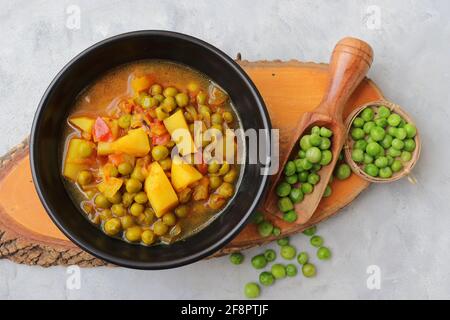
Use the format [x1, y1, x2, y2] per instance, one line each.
[344, 100, 421, 183]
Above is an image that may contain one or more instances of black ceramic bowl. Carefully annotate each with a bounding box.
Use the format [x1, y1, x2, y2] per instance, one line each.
[30, 30, 271, 269]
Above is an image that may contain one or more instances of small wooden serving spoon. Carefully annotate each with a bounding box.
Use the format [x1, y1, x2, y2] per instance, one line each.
[264, 37, 374, 224]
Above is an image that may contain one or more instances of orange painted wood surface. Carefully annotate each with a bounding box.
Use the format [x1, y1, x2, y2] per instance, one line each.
[0, 60, 383, 266]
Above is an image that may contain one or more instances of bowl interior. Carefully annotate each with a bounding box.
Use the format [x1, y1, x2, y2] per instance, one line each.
[31, 31, 271, 269]
[344, 100, 421, 183]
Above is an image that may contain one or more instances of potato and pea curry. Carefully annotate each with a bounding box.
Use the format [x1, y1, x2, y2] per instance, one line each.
[62, 60, 242, 246]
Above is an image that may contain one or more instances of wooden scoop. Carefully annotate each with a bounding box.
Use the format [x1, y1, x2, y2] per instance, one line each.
[264, 37, 374, 224]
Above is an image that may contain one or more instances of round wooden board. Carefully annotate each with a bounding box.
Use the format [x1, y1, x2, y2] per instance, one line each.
[0, 60, 383, 267]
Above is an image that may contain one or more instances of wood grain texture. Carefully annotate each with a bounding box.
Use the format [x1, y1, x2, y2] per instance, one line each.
[0, 60, 383, 267]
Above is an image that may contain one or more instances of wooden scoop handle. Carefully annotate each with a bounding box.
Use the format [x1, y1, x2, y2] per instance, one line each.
[316, 37, 374, 123]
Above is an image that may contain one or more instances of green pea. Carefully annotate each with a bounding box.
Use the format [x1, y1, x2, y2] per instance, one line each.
[301, 183, 313, 194]
[277, 237, 289, 246]
[404, 139, 416, 152]
[283, 210, 298, 223]
[271, 264, 286, 279]
[351, 128, 365, 140]
[379, 167, 393, 179]
[370, 126, 385, 142]
[381, 135, 393, 149]
[375, 156, 388, 168]
[289, 188, 304, 204]
[285, 264, 298, 277]
[354, 139, 368, 151]
[252, 211, 264, 224]
[150, 84, 162, 95]
[264, 249, 277, 262]
[297, 252, 309, 265]
[300, 135, 312, 151]
[387, 114, 402, 127]
[118, 114, 132, 129]
[230, 252, 244, 265]
[335, 164, 351, 180]
[365, 163, 379, 177]
[294, 159, 303, 173]
[352, 117, 365, 128]
[320, 127, 333, 137]
[404, 123, 417, 138]
[118, 162, 133, 176]
[134, 192, 148, 204]
[281, 245, 297, 260]
[378, 106, 391, 118]
[95, 194, 111, 209]
[387, 127, 397, 137]
[398, 119, 406, 128]
[320, 150, 333, 166]
[298, 150, 306, 159]
[319, 137, 331, 150]
[126, 178, 142, 193]
[259, 272, 275, 286]
[272, 227, 281, 236]
[285, 174, 298, 185]
[307, 173, 320, 185]
[298, 171, 309, 182]
[395, 128, 407, 140]
[111, 203, 126, 216]
[175, 92, 189, 107]
[317, 247, 332, 260]
[364, 154, 374, 164]
[392, 138, 405, 150]
[361, 108, 374, 121]
[311, 126, 321, 135]
[278, 198, 296, 212]
[401, 151, 412, 162]
[309, 134, 322, 147]
[284, 161, 296, 176]
[391, 160, 403, 172]
[163, 86, 178, 97]
[244, 283, 260, 299]
[323, 185, 332, 198]
[310, 235, 324, 247]
[366, 142, 382, 157]
[363, 121, 376, 134]
[302, 226, 317, 236]
[302, 263, 316, 277]
[77, 170, 92, 186]
[352, 149, 364, 163]
[251, 254, 268, 269]
[306, 147, 322, 164]
[386, 155, 394, 166]
[130, 203, 144, 217]
[276, 182, 291, 197]
[299, 158, 313, 171]
[388, 147, 401, 157]
[258, 221, 274, 237]
[375, 118, 388, 128]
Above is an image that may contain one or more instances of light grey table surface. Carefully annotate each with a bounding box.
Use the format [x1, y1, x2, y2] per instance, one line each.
[1, 0, 449, 300]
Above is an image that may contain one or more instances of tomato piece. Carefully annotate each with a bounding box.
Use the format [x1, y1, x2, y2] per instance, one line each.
[93, 117, 112, 142]
[108, 153, 124, 166]
[150, 122, 168, 136]
[152, 133, 171, 146]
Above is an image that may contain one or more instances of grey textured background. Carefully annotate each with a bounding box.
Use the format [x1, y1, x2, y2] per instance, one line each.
[1, 0, 449, 299]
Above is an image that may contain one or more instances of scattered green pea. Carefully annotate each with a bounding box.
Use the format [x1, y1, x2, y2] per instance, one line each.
[264, 249, 277, 262]
[244, 282, 260, 299]
[302, 263, 316, 277]
[283, 210, 298, 223]
[271, 264, 286, 279]
[280, 245, 297, 260]
[297, 252, 309, 265]
[285, 264, 298, 277]
[277, 237, 289, 246]
[258, 221, 274, 237]
[229, 252, 244, 265]
[302, 226, 317, 236]
[251, 254, 268, 269]
[259, 272, 275, 286]
[317, 247, 332, 260]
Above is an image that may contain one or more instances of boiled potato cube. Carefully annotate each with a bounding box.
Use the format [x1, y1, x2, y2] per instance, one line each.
[163, 110, 196, 156]
[145, 162, 179, 217]
[69, 116, 95, 134]
[112, 128, 150, 157]
[171, 156, 203, 192]
[63, 138, 89, 180]
[97, 177, 123, 198]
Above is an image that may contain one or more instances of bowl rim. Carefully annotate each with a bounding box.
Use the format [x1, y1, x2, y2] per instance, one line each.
[30, 30, 272, 269]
